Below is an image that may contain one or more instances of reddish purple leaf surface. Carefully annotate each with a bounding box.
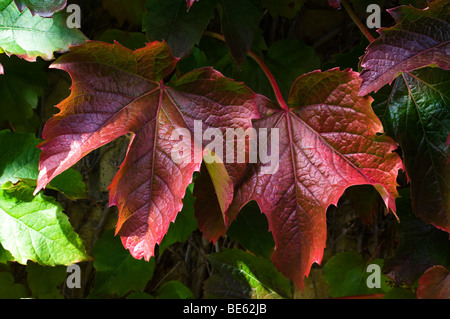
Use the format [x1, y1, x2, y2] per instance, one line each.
[35, 40, 258, 261]
[359, 0, 450, 96]
[417, 265, 450, 299]
[327, 0, 341, 9]
[186, 0, 198, 10]
[221, 69, 402, 290]
[14, 0, 67, 18]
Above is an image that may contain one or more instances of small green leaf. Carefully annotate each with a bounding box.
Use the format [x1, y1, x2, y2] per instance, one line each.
[0, 0, 87, 61]
[91, 229, 155, 297]
[102, 0, 145, 26]
[0, 271, 28, 298]
[383, 188, 450, 286]
[48, 168, 87, 200]
[0, 55, 46, 132]
[0, 182, 91, 266]
[0, 130, 87, 199]
[204, 248, 292, 299]
[158, 183, 197, 254]
[323, 251, 391, 298]
[226, 201, 274, 258]
[0, 130, 41, 185]
[382, 287, 416, 299]
[143, 0, 216, 57]
[26, 262, 66, 299]
[219, 0, 262, 65]
[156, 280, 195, 299]
[96, 29, 147, 50]
[0, 243, 14, 264]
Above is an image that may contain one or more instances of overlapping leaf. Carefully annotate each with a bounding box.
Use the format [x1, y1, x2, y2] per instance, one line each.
[0, 129, 87, 200]
[373, 67, 449, 232]
[217, 68, 402, 290]
[359, 0, 450, 96]
[219, 0, 262, 65]
[35, 40, 258, 261]
[0, 0, 87, 61]
[416, 265, 450, 299]
[0, 182, 90, 266]
[14, 0, 67, 18]
[384, 188, 450, 286]
[0, 55, 46, 131]
[323, 251, 390, 298]
[363, 0, 450, 233]
[204, 248, 292, 299]
[143, 0, 216, 58]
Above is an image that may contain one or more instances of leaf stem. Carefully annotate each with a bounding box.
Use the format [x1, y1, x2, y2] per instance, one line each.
[247, 50, 289, 110]
[341, 0, 375, 43]
[203, 31, 289, 110]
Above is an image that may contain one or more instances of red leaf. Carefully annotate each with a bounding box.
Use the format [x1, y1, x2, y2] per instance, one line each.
[359, 0, 450, 96]
[417, 265, 450, 299]
[186, 0, 198, 10]
[327, 0, 341, 9]
[35, 40, 258, 261]
[225, 69, 402, 290]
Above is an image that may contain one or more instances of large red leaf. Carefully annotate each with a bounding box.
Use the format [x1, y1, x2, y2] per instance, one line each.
[35, 40, 258, 261]
[224, 69, 402, 290]
[359, 0, 450, 96]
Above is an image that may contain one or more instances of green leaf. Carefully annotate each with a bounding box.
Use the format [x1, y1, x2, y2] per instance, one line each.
[91, 229, 155, 297]
[383, 187, 450, 286]
[0, 130, 87, 199]
[0, 55, 46, 132]
[158, 183, 197, 254]
[156, 280, 195, 299]
[0, 271, 28, 298]
[0, 0, 87, 61]
[214, 39, 320, 101]
[102, 0, 145, 26]
[96, 29, 147, 50]
[323, 251, 391, 298]
[226, 201, 274, 258]
[382, 287, 416, 299]
[0, 182, 91, 266]
[219, 0, 262, 65]
[0, 243, 14, 264]
[373, 67, 450, 232]
[263, 39, 320, 100]
[26, 262, 66, 298]
[47, 168, 87, 200]
[0, 130, 41, 185]
[204, 248, 292, 299]
[143, 0, 216, 57]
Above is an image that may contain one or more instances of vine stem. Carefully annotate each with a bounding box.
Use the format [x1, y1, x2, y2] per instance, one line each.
[341, 0, 375, 43]
[203, 31, 289, 110]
